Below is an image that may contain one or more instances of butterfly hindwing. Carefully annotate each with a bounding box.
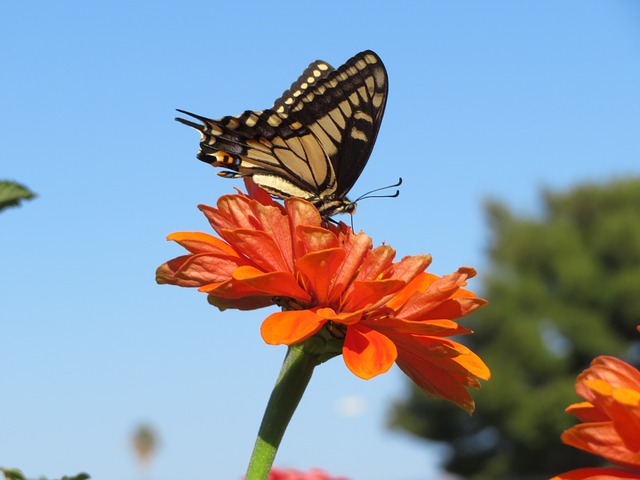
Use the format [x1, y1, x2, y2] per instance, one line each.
[176, 50, 388, 216]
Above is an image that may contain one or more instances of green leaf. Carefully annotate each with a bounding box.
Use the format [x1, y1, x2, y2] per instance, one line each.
[0, 181, 36, 213]
[0, 468, 90, 480]
[1, 468, 28, 480]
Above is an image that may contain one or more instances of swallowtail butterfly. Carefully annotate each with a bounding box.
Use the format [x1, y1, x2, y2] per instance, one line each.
[176, 50, 389, 217]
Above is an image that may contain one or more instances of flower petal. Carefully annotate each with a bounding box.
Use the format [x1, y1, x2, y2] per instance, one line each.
[390, 334, 490, 413]
[386, 254, 433, 283]
[343, 325, 397, 380]
[296, 248, 346, 304]
[390, 268, 479, 320]
[286, 197, 323, 232]
[343, 279, 406, 312]
[204, 265, 311, 302]
[167, 231, 238, 255]
[156, 253, 245, 287]
[551, 467, 640, 479]
[328, 230, 374, 303]
[579, 356, 640, 392]
[561, 422, 640, 470]
[261, 310, 326, 345]
[295, 225, 339, 257]
[316, 307, 363, 326]
[207, 294, 275, 311]
[370, 317, 472, 337]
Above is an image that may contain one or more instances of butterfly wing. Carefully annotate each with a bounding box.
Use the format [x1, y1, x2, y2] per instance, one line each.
[275, 50, 388, 198]
[272, 59, 335, 115]
[176, 50, 388, 213]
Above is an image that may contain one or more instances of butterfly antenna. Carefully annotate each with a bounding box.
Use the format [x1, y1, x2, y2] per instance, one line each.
[354, 177, 403, 203]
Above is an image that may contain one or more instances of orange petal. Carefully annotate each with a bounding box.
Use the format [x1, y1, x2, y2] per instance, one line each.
[167, 231, 238, 255]
[385, 272, 439, 312]
[295, 225, 339, 257]
[261, 310, 326, 345]
[416, 296, 488, 321]
[207, 294, 275, 311]
[343, 325, 397, 380]
[327, 230, 373, 303]
[316, 307, 363, 326]
[243, 177, 279, 206]
[561, 423, 640, 470]
[296, 248, 346, 304]
[199, 196, 254, 232]
[390, 334, 489, 413]
[566, 401, 608, 423]
[343, 279, 406, 311]
[224, 229, 291, 272]
[579, 356, 640, 392]
[551, 467, 640, 479]
[156, 253, 245, 287]
[386, 254, 433, 283]
[286, 197, 323, 230]
[371, 317, 471, 337]
[230, 266, 311, 301]
[356, 245, 396, 282]
[391, 269, 479, 320]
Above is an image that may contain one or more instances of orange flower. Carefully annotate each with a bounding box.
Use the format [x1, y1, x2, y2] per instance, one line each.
[552, 356, 640, 480]
[157, 181, 490, 412]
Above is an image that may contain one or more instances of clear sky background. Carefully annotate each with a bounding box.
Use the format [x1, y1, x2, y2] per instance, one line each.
[2, 2, 640, 480]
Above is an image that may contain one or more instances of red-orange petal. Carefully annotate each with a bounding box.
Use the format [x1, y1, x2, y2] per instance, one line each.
[343, 325, 397, 380]
[230, 266, 311, 301]
[156, 253, 245, 287]
[295, 248, 346, 304]
[167, 231, 239, 255]
[551, 467, 640, 479]
[223, 229, 291, 272]
[286, 197, 323, 232]
[566, 401, 608, 423]
[561, 421, 640, 470]
[390, 334, 489, 413]
[295, 225, 339, 257]
[371, 317, 471, 337]
[343, 279, 406, 312]
[261, 310, 326, 345]
[391, 269, 478, 321]
[355, 245, 396, 282]
[207, 294, 275, 311]
[315, 307, 363, 326]
[327, 231, 374, 304]
[386, 254, 433, 283]
[579, 356, 640, 392]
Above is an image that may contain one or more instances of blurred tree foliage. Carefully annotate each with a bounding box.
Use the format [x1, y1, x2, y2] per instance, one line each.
[389, 178, 640, 480]
[0, 181, 36, 213]
[0, 468, 89, 480]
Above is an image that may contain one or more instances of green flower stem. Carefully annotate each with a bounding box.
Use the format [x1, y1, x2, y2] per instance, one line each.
[244, 344, 319, 480]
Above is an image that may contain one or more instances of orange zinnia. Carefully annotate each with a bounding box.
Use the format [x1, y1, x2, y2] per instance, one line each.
[157, 181, 490, 412]
[551, 355, 640, 480]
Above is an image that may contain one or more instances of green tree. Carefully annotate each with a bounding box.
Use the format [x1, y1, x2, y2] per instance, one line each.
[389, 178, 640, 480]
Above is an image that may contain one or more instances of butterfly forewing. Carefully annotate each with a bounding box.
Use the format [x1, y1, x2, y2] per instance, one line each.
[272, 60, 335, 115]
[176, 50, 388, 216]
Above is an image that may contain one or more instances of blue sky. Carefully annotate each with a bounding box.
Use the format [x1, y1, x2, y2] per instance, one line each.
[2, 2, 640, 479]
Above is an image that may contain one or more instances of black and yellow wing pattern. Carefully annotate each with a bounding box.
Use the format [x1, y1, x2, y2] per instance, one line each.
[176, 50, 388, 216]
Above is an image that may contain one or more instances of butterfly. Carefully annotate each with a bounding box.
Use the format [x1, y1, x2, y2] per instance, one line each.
[176, 50, 390, 217]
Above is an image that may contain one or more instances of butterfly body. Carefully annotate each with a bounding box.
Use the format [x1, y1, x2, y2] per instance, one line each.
[177, 50, 388, 217]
